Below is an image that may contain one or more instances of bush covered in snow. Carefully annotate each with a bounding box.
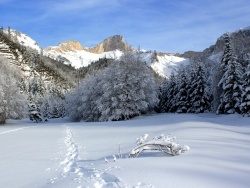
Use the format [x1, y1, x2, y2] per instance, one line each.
[66, 52, 159, 122]
[129, 134, 190, 158]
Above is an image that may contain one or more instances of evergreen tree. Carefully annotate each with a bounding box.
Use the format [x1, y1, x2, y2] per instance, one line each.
[166, 73, 178, 112]
[241, 64, 250, 116]
[158, 79, 169, 112]
[189, 64, 211, 113]
[176, 68, 189, 113]
[217, 33, 243, 114]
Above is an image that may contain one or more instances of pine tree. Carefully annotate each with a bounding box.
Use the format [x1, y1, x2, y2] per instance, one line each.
[217, 33, 243, 114]
[189, 64, 211, 113]
[158, 79, 169, 112]
[166, 73, 178, 112]
[176, 68, 189, 113]
[241, 64, 250, 116]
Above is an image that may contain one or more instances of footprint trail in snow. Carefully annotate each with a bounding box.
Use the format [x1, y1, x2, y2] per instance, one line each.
[55, 125, 126, 187]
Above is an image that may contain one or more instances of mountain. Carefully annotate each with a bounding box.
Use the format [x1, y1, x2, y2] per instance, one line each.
[3, 28, 41, 53]
[88, 35, 133, 53]
[181, 26, 250, 65]
[2, 26, 249, 81]
[44, 36, 189, 78]
[44, 40, 123, 69]
[0, 28, 76, 93]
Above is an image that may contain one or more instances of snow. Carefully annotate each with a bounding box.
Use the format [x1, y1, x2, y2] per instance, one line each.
[1, 113, 250, 188]
[45, 45, 189, 78]
[150, 54, 189, 78]
[3, 29, 41, 53]
[208, 52, 223, 63]
[44, 48, 123, 69]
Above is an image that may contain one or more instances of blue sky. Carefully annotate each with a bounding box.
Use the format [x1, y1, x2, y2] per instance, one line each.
[0, 0, 250, 53]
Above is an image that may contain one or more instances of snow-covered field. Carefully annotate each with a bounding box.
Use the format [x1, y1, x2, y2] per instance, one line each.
[0, 113, 250, 188]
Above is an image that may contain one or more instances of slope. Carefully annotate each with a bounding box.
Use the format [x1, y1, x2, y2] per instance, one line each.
[0, 28, 76, 94]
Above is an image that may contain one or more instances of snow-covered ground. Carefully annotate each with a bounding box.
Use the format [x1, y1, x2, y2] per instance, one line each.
[1, 113, 250, 188]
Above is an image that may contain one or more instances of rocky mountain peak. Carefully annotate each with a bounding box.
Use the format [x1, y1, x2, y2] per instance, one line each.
[59, 40, 84, 51]
[88, 35, 133, 54]
[45, 40, 84, 53]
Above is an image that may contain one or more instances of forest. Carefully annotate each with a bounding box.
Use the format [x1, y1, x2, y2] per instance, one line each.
[1, 31, 250, 124]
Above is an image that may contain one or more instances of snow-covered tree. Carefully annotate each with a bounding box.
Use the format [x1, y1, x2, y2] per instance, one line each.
[96, 52, 159, 121]
[28, 103, 42, 123]
[66, 73, 102, 122]
[176, 68, 189, 113]
[0, 58, 27, 124]
[241, 64, 250, 116]
[189, 64, 211, 113]
[217, 33, 243, 114]
[165, 73, 179, 112]
[66, 52, 159, 122]
[210, 62, 223, 112]
[157, 79, 169, 112]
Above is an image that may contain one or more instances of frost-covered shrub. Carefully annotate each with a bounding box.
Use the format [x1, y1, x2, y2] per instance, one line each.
[0, 58, 27, 124]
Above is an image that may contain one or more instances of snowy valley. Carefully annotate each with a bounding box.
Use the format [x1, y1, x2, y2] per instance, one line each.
[1, 25, 250, 188]
[1, 113, 250, 188]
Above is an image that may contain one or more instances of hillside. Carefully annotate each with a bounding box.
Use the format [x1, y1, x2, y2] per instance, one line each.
[0, 28, 76, 93]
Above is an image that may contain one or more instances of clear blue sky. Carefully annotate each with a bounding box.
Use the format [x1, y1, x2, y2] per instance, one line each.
[0, 0, 250, 53]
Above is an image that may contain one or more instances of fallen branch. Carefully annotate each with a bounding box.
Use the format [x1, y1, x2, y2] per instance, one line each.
[129, 134, 190, 158]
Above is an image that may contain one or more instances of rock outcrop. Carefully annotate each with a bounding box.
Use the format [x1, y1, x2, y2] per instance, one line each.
[88, 35, 133, 54]
[45, 41, 85, 53]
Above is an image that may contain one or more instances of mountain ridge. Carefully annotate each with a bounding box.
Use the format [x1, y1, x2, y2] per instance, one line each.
[1, 26, 250, 79]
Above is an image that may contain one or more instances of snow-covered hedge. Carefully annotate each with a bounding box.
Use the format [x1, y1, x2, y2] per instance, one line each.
[129, 134, 190, 158]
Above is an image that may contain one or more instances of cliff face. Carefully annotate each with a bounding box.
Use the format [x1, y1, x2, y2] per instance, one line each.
[88, 35, 133, 54]
[45, 35, 133, 55]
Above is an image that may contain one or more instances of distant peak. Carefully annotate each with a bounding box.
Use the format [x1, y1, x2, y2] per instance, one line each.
[58, 40, 84, 50]
[47, 40, 84, 52]
[88, 35, 133, 54]
[103, 35, 125, 42]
